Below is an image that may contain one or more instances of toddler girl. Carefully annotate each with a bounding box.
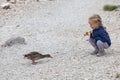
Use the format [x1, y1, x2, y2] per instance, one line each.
[88, 14, 111, 57]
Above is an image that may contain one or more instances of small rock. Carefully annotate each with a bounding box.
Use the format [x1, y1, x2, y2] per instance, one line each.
[0, 3, 11, 10]
[16, 25, 20, 27]
[1, 37, 26, 47]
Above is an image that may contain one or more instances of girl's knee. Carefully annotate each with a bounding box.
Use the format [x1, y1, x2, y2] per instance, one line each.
[96, 40, 109, 49]
[96, 40, 103, 48]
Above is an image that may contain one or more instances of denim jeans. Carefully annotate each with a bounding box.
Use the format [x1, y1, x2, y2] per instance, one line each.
[89, 38, 109, 50]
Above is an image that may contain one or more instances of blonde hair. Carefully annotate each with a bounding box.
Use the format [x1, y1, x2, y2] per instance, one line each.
[89, 14, 102, 25]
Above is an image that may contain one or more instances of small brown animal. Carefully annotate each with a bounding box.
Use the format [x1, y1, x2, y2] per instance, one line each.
[24, 51, 53, 65]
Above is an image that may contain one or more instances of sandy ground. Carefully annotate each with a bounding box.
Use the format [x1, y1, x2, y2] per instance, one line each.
[0, 0, 120, 80]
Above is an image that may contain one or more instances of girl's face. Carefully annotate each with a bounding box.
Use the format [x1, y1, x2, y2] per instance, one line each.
[89, 19, 100, 30]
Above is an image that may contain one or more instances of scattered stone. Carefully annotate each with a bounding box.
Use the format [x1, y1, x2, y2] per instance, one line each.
[1, 37, 26, 47]
[116, 5, 120, 11]
[6, 0, 11, 2]
[16, 25, 20, 27]
[0, 3, 11, 10]
[7, 0, 16, 4]
[36, 0, 39, 2]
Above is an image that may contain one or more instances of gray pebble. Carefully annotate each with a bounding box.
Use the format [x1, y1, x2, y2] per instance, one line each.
[2, 37, 26, 47]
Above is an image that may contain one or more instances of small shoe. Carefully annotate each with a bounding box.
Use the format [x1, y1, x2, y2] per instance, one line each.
[91, 49, 98, 55]
[96, 49, 106, 57]
[96, 52, 105, 57]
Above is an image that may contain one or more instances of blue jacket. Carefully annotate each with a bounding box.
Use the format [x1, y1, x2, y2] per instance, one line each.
[90, 26, 111, 46]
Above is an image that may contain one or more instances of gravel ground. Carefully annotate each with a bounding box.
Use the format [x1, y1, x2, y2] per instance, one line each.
[0, 0, 120, 80]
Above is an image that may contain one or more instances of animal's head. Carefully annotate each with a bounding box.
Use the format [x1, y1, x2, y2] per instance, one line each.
[24, 54, 28, 57]
[24, 54, 31, 59]
[45, 54, 53, 58]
